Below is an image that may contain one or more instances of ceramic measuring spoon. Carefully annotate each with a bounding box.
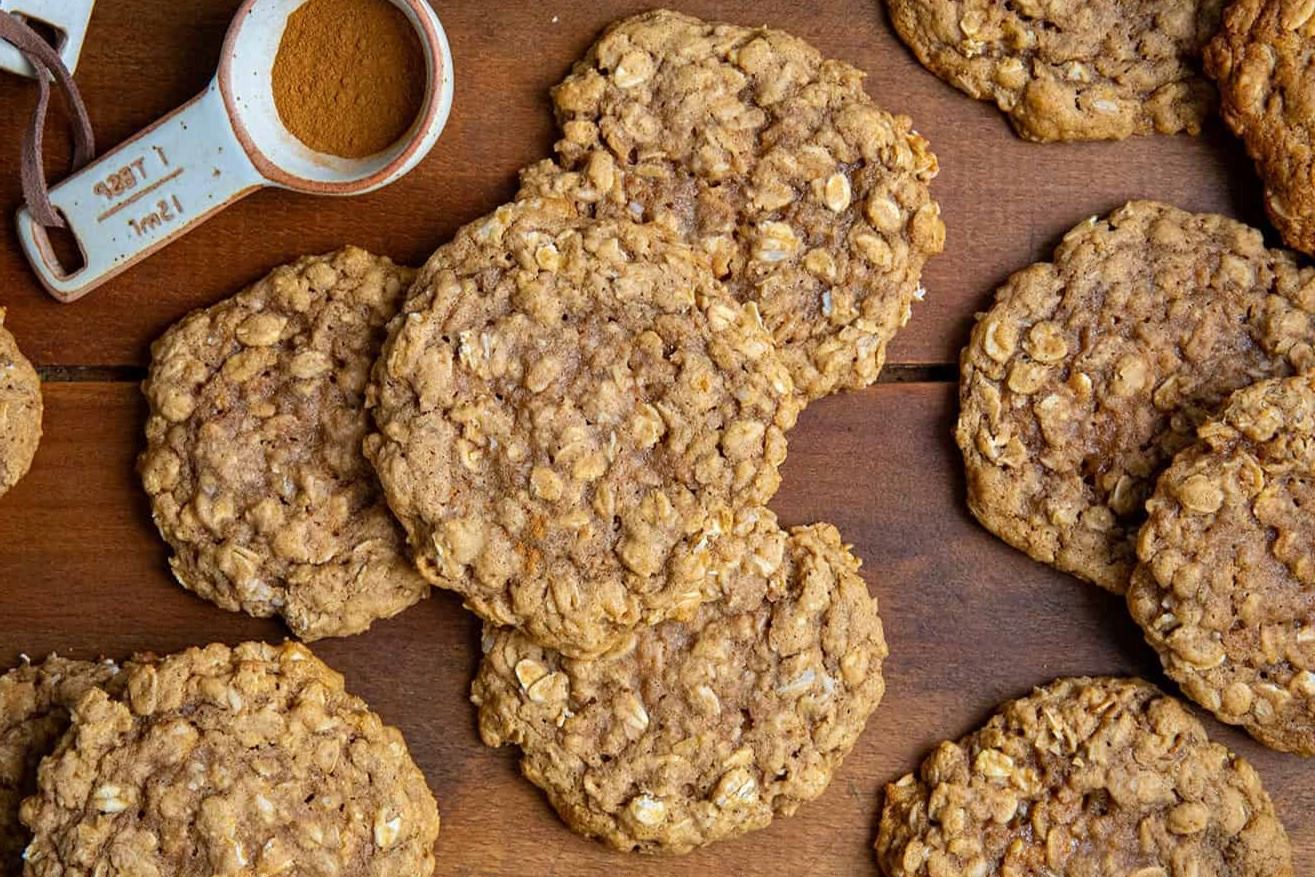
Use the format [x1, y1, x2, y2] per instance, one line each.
[16, 0, 453, 303]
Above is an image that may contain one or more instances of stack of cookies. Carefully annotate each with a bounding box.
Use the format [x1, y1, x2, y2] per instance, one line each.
[0, 643, 441, 875]
[956, 200, 1315, 762]
[372, 9, 945, 853]
[134, 9, 946, 856]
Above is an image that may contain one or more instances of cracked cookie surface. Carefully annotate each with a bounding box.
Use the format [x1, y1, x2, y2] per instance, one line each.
[471, 521, 886, 854]
[957, 202, 1315, 593]
[528, 9, 944, 400]
[139, 248, 430, 641]
[0, 657, 118, 876]
[876, 676, 1293, 877]
[887, 0, 1223, 141]
[367, 197, 798, 659]
[1130, 373, 1315, 755]
[0, 309, 41, 499]
[1207, 0, 1315, 256]
[20, 641, 440, 877]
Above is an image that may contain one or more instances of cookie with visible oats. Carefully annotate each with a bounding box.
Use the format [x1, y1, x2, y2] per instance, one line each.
[472, 521, 887, 854]
[20, 642, 441, 877]
[0, 657, 119, 875]
[886, 0, 1223, 141]
[367, 198, 799, 659]
[876, 677, 1293, 877]
[1130, 373, 1315, 755]
[0, 309, 41, 499]
[957, 202, 1315, 594]
[529, 9, 944, 401]
[140, 247, 430, 641]
[1207, 0, 1315, 256]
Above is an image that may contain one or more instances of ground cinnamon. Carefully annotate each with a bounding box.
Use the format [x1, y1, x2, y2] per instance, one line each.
[272, 0, 426, 159]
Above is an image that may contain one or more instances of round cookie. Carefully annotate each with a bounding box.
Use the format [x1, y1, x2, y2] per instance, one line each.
[1130, 373, 1315, 755]
[1207, 0, 1315, 256]
[20, 641, 440, 877]
[0, 657, 118, 875]
[957, 201, 1315, 593]
[876, 676, 1293, 877]
[367, 198, 799, 658]
[887, 0, 1223, 142]
[471, 521, 887, 854]
[533, 9, 945, 400]
[0, 308, 42, 499]
[140, 247, 430, 641]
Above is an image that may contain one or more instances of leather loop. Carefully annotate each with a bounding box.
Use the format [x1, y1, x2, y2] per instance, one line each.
[0, 11, 95, 227]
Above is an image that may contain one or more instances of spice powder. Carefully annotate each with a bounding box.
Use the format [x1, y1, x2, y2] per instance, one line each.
[272, 0, 426, 159]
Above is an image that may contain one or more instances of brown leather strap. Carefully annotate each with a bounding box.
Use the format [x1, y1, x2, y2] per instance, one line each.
[0, 11, 94, 228]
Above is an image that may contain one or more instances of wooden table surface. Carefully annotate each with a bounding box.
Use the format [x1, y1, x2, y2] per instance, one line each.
[0, 1, 1303, 875]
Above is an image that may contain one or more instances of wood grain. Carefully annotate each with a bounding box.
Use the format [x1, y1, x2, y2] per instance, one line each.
[0, 383, 1309, 875]
[0, 0, 1266, 367]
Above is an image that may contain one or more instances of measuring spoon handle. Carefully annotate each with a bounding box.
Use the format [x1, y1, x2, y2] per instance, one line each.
[15, 81, 265, 303]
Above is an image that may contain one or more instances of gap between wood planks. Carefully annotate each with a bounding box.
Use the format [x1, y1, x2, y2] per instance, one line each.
[36, 363, 959, 384]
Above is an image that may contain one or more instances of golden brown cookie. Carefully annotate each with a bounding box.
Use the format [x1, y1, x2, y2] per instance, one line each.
[531, 9, 945, 400]
[20, 642, 440, 877]
[0, 657, 118, 876]
[957, 202, 1315, 593]
[472, 521, 887, 854]
[1207, 0, 1315, 256]
[368, 198, 799, 658]
[1130, 373, 1315, 755]
[139, 248, 430, 641]
[876, 677, 1293, 877]
[0, 309, 41, 499]
[887, 0, 1223, 141]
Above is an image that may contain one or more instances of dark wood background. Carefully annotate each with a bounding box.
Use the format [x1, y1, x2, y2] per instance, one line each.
[0, 2, 1302, 875]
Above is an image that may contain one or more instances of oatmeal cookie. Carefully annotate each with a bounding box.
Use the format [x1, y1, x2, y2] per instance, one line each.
[0, 309, 41, 499]
[139, 247, 430, 641]
[367, 198, 799, 658]
[472, 522, 887, 854]
[0, 657, 118, 875]
[957, 202, 1315, 593]
[1130, 373, 1315, 755]
[532, 9, 944, 400]
[1207, 0, 1315, 256]
[20, 641, 440, 877]
[876, 677, 1293, 877]
[887, 0, 1223, 142]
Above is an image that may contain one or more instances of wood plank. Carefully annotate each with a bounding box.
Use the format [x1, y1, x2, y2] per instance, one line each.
[0, 0, 1260, 368]
[0, 382, 1308, 874]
